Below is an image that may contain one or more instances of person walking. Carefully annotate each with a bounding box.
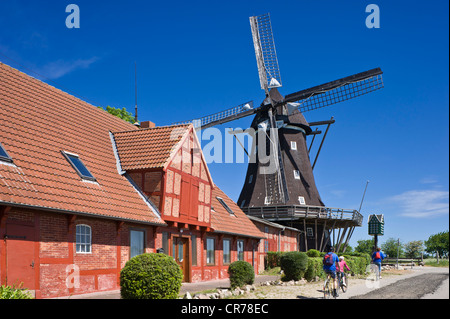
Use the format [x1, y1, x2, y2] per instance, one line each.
[371, 247, 386, 279]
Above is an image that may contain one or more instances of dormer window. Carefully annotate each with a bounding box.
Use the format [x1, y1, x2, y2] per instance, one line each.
[62, 151, 96, 181]
[216, 197, 235, 215]
[0, 142, 13, 163]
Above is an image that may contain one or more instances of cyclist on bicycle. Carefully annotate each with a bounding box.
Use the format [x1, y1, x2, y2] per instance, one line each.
[323, 246, 340, 297]
[337, 256, 351, 287]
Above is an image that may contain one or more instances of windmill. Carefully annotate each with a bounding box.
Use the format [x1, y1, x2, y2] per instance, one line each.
[174, 13, 384, 252]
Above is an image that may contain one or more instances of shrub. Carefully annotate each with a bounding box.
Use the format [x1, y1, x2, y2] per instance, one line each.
[0, 284, 33, 299]
[304, 257, 326, 281]
[120, 253, 183, 299]
[306, 249, 321, 257]
[280, 251, 308, 281]
[265, 251, 285, 268]
[228, 261, 255, 289]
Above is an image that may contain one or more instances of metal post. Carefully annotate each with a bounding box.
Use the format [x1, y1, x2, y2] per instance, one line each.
[358, 180, 370, 213]
[312, 117, 333, 170]
[396, 238, 400, 269]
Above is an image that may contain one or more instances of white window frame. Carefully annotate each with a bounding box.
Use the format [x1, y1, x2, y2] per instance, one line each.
[76, 224, 92, 254]
[298, 196, 306, 205]
[290, 141, 297, 150]
[293, 170, 300, 180]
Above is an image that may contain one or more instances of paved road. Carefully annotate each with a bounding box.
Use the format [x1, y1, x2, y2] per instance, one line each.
[344, 267, 449, 299]
[351, 272, 449, 299]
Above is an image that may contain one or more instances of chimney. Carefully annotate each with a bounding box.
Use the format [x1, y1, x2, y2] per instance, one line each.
[140, 121, 155, 129]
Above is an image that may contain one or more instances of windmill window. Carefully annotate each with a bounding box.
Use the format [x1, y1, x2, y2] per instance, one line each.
[264, 196, 272, 205]
[0, 142, 13, 163]
[62, 151, 96, 181]
[240, 200, 246, 208]
[298, 196, 306, 205]
[306, 227, 314, 237]
[216, 197, 235, 215]
[293, 170, 300, 180]
[290, 141, 297, 150]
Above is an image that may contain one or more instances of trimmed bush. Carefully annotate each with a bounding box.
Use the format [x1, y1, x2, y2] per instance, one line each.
[228, 261, 255, 289]
[120, 253, 183, 299]
[280, 251, 308, 281]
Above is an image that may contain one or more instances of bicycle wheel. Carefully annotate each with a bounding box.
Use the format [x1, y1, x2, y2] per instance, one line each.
[340, 274, 348, 293]
[323, 278, 332, 299]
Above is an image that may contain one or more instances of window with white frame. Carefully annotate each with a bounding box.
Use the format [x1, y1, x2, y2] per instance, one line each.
[293, 170, 300, 180]
[290, 141, 297, 150]
[298, 196, 306, 205]
[307, 227, 314, 237]
[76, 224, 92, 253]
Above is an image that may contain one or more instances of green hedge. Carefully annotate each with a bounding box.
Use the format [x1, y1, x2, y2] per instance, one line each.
[265, 250, 370, 281]
[304, 257, 326, 281]
[265, 251, 285, 269]
[228, 261, 255, 289]
[120, 253, 183, 299]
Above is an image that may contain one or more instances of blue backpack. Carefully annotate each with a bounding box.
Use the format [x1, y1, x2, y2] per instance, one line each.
[323, 252, 334, 266]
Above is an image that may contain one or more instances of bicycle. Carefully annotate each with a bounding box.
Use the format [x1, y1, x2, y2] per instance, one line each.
[337, 271, 348, 293]
[323, 273, 339, 299]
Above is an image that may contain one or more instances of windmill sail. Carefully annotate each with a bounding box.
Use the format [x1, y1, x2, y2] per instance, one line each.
[250, 13, 282, 91]
[172, 101, 256, 129]
[283, 68, 384, 114]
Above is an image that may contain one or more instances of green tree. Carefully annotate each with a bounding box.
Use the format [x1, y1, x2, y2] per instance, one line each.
[381, 238, 404, 258]
[98, 105, 135, 124]
[404, 240, 423, 259]
[355, 239, 374, 255]
[425, 231, 449, 259]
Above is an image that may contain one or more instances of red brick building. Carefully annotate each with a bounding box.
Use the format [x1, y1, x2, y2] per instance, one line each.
[248, 216, 301, 273]
[0, 62, 264, 298]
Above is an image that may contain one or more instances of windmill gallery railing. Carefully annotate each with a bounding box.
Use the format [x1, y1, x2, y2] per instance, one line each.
[244, 205, 363, 227]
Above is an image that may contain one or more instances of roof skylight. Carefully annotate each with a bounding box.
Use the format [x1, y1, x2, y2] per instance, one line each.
[216, 197, 235, 215]
[62, 151, 96, 181]
[0, 142, 13, 163]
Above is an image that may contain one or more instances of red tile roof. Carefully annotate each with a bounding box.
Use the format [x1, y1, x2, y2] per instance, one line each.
[0, 62, 164, 225]
[112, 125, 191, 170]
[211, 187, 263, 239]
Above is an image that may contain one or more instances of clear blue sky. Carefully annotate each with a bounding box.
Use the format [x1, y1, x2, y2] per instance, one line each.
[1, 0, 448, 249]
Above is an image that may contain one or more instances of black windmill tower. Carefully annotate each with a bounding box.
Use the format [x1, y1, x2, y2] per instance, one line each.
[174, 13, 384, 252]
